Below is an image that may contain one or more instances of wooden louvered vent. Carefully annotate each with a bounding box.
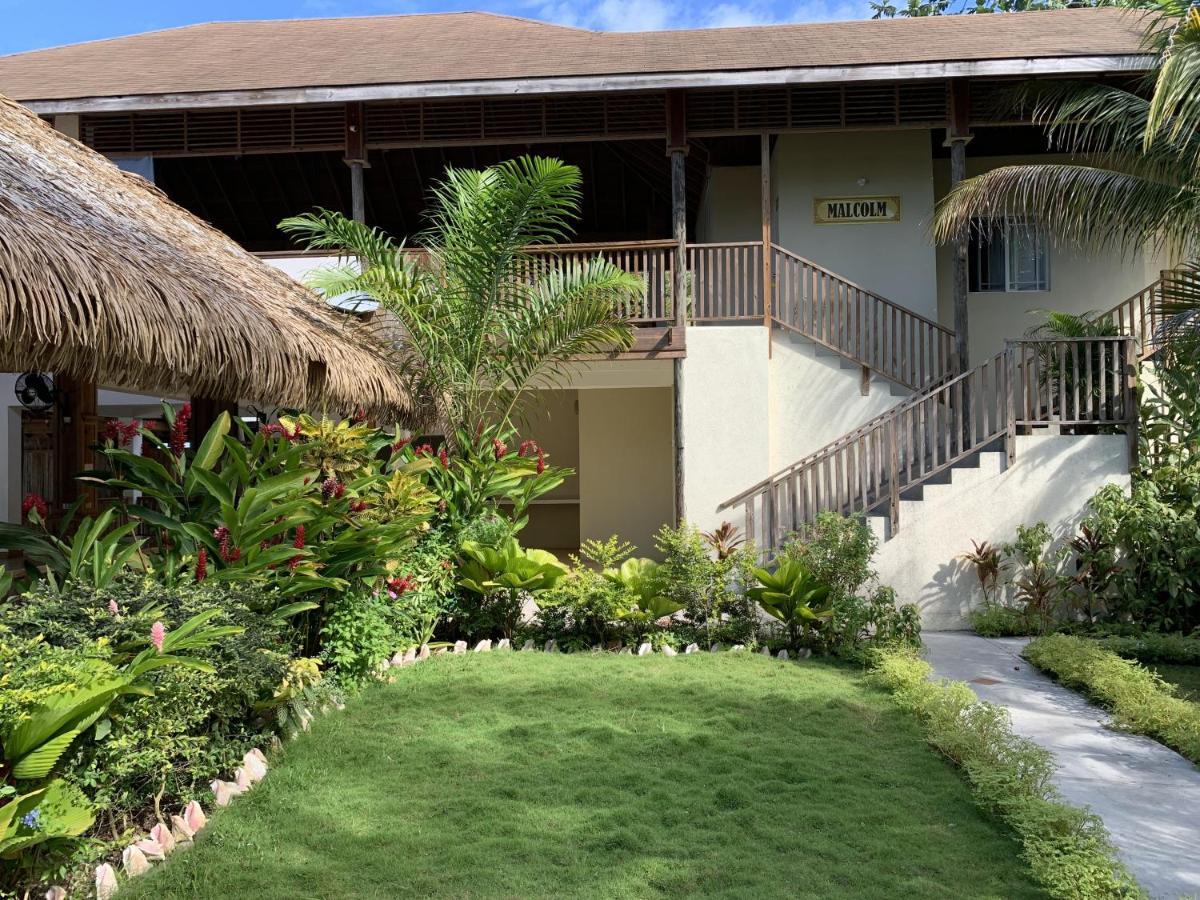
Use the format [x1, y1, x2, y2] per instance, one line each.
[81, 105, 346, 156]
[363, 92, 668, 147]
[687, 82, 948, 134]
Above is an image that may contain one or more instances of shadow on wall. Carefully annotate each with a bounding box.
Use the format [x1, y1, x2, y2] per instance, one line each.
[876, 434, 1130, 631]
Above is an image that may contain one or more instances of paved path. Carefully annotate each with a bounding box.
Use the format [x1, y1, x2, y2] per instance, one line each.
[923, 632, 1200, 900]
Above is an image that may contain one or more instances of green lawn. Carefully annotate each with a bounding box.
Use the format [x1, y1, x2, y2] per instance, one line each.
[124, 653, 1045, 899]
[1151, 663, 1200, 702]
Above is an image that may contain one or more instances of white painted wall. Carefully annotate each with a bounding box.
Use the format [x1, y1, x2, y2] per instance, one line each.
[773, 130, 938, 319]
[874, 434, 1130, 630]
[696, 166, 761, 243]
[681, 327, 771, 535]
[768, 334, 909, 470]
[579, 387, 674, 557]
[933, 155, 1171, 363]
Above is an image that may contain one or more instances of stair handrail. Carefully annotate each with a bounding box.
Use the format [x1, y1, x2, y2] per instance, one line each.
[1098, 267, 1200, 360]
[720, 336, 1138, 553]
[769, 242, 955, 391]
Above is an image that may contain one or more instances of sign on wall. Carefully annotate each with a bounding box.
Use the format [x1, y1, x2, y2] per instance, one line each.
[813, 196, 901, 224]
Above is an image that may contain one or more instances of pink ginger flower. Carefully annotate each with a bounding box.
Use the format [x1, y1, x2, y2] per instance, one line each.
[108, 599, 119, 615]
[150, 621, 165, 653]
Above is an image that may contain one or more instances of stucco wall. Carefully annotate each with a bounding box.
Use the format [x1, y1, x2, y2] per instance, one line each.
[874, 434, 1130, 630]
[773, 130, 938, 319]
[519, 390, 581, 552]
[696, 166, 762, 243]
[681, 327, 772, 534]
[768, 334, 909, 470]
[933, 155, 1170, 362]
[578, 387, 674, 557]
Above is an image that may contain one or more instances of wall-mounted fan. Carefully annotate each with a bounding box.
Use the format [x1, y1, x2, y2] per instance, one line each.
[14, 371, 56, 412]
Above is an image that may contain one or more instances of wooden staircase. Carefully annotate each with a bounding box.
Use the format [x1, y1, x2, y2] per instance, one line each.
[716, 258, 1172, 555]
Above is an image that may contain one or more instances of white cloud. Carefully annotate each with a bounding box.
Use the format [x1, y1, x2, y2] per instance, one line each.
[532, 0, 873, 31]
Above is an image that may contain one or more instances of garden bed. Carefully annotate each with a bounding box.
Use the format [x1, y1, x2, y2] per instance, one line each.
[121, 652, 1044, 899]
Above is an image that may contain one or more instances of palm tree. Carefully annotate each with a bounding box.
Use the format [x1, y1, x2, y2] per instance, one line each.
[280, 156, 641, 438]
[932, 1, 1200, 325]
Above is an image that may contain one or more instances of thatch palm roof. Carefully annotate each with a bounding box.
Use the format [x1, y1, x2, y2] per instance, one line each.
[0, 93, 407, 413]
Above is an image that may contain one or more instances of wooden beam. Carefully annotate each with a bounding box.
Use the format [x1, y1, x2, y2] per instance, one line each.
[190, 396, 238, 447]
[669, 94, 688, 526]
[945, 79, 972, 373]
[53, 375, 97, 515]
[761, 133, 773, 353]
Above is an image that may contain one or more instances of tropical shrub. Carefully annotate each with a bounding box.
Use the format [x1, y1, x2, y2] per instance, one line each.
[779, 512, 876, 604]
[1025, 634, 1200, 764]
[320, 591, 396, 690]
[0, 606, 237, 890]
[654, 523, 757, 644]
[383, 525, 456, 648]
[1084, 467, 1200, 631]
[1085, 631, 1200, 666]
[457, 538, 567, 639]
[968, 601, 1033, 638]
[3, 580, 292, 823]
[825, 585, 922, 659]
[870, 649, 1141, 900]
[747, 559, 833, 649]
[960, 539, 1005, 605]
[0, 502, 144, 594]
[532, 539, 632, 651]
[604, 558, 684, 639]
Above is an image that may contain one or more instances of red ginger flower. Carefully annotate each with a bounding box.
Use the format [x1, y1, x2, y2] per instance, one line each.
[21, 492, 48, 523]
[492, 438, 508, 460]
[321, 477, 345, 501]
[438, 447, 449, 469]
[517, 440, 538, 458]
[349, 499, 369, 513]
[386, 574, 416, 597]
[102, 418, 140, 447]
[213, 526, 240, 563]
[288, 525, 305, 570]
[195, 548, 208, 582]
[391, 437, 411, 454]
[536, 448, 546, 474]
[169, 403, 192, 456]
[414, 442, 433, 457]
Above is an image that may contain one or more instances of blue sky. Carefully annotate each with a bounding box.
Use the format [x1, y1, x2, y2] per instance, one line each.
[0, 0, 876, 56]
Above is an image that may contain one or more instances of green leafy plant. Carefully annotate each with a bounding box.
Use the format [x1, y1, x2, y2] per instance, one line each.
[779, 512, 877, 605]
[825, 586, 922, 659]
[1004, 522, 1065, 634]
[321, 591, 395, 690]
[457, 538, 567, 639]
[604, 558, 684, 635]
[0, 503, 145, 593]
[869, 648, 1141, 900]
[1025, 634, 1200, 765]
[654, 524, 757, 644]
[281, 155, 641, 436]
[701, 522, 745, 561]
[960, 539, 1005, 604]
[748, 560, 833, 649]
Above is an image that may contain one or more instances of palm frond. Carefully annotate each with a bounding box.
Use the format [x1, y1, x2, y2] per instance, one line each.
[932, 163, 1195, 254]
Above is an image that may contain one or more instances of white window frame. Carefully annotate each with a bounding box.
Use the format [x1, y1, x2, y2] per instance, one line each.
[969, 218, 1050, 293]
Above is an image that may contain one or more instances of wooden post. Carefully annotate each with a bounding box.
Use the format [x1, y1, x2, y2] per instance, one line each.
[53, 374, 97, 514]
[887, 419, 900, 537]
[667, 91, 688, 526]
[761, 133, 773, 356]
[946, 80, 972, 375]
[189, 396, 238, 447]
[1124, 337, 1139, 472]
[344, 102, 368, 223]
[1004, 342, 1017, 467]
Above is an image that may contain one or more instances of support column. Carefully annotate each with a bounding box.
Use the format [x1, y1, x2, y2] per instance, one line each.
[761, 133, 773, 354]
[189, 396, 238, 447]
[946, 80, 973, 374]
[54, 374, 97, 515]
[344, 102, 368, 224]
[667, 91, 688, 526]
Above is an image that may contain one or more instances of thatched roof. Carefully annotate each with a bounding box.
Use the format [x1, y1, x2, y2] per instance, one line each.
[0, 93, 407, 413]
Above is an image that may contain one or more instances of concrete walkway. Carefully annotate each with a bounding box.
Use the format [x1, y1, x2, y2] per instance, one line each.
[923, 633, 1200, 900]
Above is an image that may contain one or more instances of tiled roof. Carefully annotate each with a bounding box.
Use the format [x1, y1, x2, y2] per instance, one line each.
[0, 8, 1149, 103]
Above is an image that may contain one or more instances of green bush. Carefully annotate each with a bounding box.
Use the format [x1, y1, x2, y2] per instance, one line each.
[321, 590, 396, 689]
[3, 579, 292, 825]
[654, 524, 758, 645]
[779, 512, 876, 604]
[1024, 634, 1200, 764]
[969, 600, 1036, 638]
[826, 586, 922, 659]
[1089, 632, 1200, 665]
[870, 649, 1143, 900]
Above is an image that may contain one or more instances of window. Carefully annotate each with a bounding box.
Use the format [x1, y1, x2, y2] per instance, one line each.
[968, 219, 1049, 292]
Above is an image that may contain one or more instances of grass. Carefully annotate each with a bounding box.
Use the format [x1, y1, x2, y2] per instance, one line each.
[124, 652, 1046, 900]
[1150, 664, 1200, 702]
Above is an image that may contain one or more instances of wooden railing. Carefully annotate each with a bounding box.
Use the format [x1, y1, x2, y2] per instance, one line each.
[688, 242, 764, 322]
[524, 240, 677, 324]
[770, 244, 954, 391]
[1101, 268, 1199, 359]
[719, 336, 1137, 553]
